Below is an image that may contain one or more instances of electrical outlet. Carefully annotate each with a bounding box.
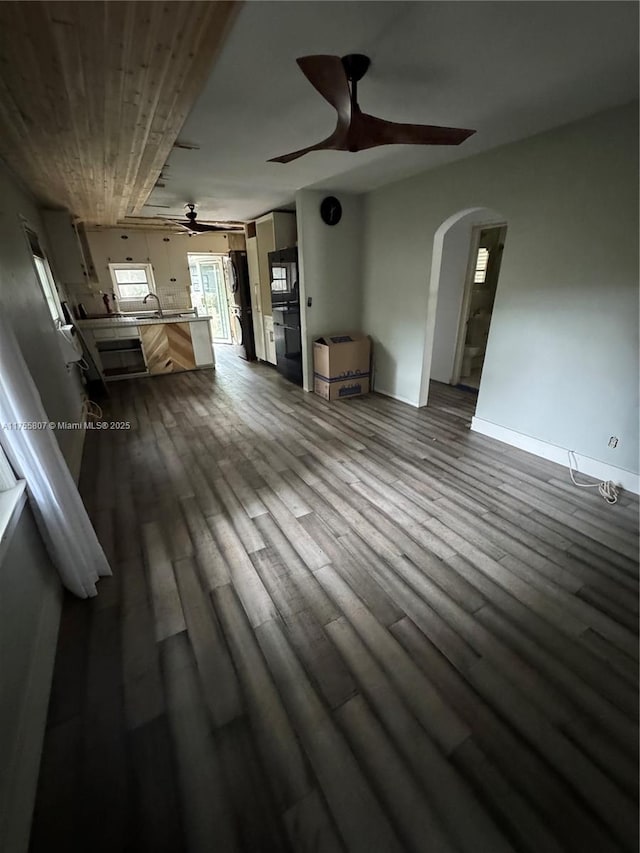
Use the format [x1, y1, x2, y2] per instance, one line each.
[608, 436, 619, 448]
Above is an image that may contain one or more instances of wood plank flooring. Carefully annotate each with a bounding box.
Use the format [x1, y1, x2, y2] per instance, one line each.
[30, 347, 639, 853]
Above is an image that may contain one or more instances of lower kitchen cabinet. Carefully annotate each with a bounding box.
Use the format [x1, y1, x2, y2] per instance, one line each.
[262, 315, 277, 365]
[190, 321, 215, 367]
[140, 322, 196, 374]
[79, 319, 214, 379]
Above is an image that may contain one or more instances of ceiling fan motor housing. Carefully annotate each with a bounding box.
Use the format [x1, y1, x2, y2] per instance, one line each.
[341, 54, 370, 83]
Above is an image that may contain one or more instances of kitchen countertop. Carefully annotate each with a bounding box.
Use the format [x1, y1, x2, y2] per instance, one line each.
[77, 314, 212, 329]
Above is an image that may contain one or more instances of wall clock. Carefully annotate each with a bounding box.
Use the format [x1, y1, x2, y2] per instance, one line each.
[320, 196, 342, 226]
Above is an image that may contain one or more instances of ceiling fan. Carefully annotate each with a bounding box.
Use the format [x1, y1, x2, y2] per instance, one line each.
[269, 54, 476, 164]
[162, 203, 244, 235]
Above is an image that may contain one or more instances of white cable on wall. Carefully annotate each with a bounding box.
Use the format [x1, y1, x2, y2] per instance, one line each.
[81, 397, 103, 422]
[568, 451, 618, 504]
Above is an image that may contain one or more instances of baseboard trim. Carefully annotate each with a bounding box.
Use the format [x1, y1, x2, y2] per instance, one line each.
[471, 417, 640, 495]
[373, 387, 419, 407]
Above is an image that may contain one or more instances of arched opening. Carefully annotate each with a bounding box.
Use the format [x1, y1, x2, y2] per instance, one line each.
[418, 206, 506, 407]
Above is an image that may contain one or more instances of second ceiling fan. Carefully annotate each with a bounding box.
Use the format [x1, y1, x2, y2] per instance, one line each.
[162, 203, 244, 235]
[269, 54, 475, 164]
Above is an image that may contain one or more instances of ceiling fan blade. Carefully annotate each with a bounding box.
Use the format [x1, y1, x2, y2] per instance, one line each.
[269, 125, 349, 164]
[158, 218, 193, 231]
[296, 55, 351, 121]
[189, 222, 234, 232]
[161, 218, 243, 232]
[269, 141, 336, 164]
[350, 111, 476, 150]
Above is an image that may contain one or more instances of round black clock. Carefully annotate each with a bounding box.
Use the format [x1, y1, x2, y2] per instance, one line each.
[320, 196, 342, 226]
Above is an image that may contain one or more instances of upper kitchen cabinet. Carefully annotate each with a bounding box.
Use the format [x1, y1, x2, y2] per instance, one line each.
[145, 231, 186, 294]
[83, 226, 248, 316]
[144, 231, 171, 272]
[227, 232, 246, 251]
[254, 211, 297, 318]
[41, 210, 90, 288]
[100, 228, 148, 264]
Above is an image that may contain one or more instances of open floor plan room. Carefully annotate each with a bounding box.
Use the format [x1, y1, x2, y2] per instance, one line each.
[0, 3, 637, 852]
[30, 350, 639, 853]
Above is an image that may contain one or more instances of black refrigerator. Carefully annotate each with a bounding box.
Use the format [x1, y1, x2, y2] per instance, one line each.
[269, 247, 302, 386]
[226, 250, 256, 361]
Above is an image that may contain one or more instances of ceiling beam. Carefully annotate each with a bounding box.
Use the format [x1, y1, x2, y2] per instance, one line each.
[0, 1, 239, 224]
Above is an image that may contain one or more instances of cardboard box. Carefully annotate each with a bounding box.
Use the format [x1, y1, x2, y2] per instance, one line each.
[314, 374, 370, 401]
[313, 333, 371, 400]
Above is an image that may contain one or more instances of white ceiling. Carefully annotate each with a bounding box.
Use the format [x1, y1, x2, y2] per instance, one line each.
[142, 1, 639, 223]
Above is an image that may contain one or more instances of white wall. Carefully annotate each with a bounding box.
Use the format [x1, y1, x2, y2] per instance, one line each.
[296, 190, 364, 390]
[0, 162, 84, 851]
[430, 216, 474, 383]
[0, 504, 62, 853]
[81, 227, 244, 315]
[362, 102, 639, 476]
[0, 165, 84, 462]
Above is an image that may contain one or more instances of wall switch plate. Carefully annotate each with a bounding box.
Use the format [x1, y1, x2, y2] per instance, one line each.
[608, 436, 619, 448]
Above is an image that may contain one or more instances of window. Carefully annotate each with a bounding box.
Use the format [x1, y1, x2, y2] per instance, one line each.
[26, 228, 63, 324]
[108, 263, 155, 301]
[271, 266, 288, 292]
[34, 255, 63, 322]
[473, 248, 490, 284]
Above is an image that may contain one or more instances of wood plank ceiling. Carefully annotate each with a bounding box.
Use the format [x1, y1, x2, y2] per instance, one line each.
[0, 1, 239, 224]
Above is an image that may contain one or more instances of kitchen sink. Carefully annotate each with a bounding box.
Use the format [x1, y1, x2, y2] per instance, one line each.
[134, 312, 195, 320]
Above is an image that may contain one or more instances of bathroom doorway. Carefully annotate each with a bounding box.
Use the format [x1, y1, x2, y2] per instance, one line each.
[451, 224, 507, 391]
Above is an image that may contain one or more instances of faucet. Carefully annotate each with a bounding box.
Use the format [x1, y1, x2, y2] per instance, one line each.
[143, 292, 163, 318]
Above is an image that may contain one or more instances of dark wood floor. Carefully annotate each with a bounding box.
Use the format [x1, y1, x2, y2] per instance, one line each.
[30, 347, 639, 853]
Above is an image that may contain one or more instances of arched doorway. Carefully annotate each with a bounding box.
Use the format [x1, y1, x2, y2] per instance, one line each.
[418, 206, 506, 407]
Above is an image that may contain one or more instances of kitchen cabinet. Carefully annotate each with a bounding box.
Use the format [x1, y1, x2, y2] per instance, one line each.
[83, 326, 147, 380]
[250, 211, 296, 366]
[254, 211, 297, 318]
[79, 319, 213, 380]
[246, 236, 265, 361]
[145, 232, 172, 292]
[139, 322, 196, 374]
[146, 231, 191, 296]
[86, 228, 150, 295]
[97, 337, 146, 378]
[190, 321, 215, 366]
[227, 232, 246, 251]
[41, 210, 89, 288]
[262, 316, 277, 365]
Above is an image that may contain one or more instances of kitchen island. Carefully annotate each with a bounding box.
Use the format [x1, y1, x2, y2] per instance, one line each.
[77, 314, 214, 380]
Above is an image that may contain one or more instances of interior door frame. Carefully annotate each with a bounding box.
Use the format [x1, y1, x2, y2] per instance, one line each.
[450, 220, 506, 386]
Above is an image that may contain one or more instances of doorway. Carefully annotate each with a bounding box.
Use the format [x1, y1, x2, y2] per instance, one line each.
[188, 254, 232, 344]
[452, 224, 507, 391]
[419, 206, 507, 410]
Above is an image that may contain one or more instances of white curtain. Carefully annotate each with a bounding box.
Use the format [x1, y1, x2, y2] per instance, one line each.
[0, 313, 111, 597]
